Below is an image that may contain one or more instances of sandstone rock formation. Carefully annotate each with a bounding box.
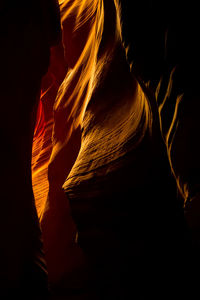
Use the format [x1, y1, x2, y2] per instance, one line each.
[32, 0, 200, 298]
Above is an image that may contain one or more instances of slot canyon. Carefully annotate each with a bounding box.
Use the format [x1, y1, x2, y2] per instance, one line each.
[1, 0, 200, 299]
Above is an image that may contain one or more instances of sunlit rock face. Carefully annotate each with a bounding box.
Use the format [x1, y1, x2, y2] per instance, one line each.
[32, 14, 85, 288]
[62, 42, 185, 300]
[32, 52, 62, 220]
[38, 0, 188, 298]
[32, 0, 200, 297]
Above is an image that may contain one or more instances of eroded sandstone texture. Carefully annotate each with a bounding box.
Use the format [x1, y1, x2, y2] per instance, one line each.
[32, 1, 200, 299]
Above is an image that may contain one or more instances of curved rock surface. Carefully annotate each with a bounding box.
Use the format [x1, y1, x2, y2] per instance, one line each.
[31, 0, 200, 298]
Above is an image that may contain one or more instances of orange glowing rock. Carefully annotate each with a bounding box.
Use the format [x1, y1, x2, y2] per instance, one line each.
[31, 6, 84, 285]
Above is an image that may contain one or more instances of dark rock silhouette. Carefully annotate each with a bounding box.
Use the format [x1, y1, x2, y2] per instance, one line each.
[121, 0, 200, 241]
[0, 0, 60, 297]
